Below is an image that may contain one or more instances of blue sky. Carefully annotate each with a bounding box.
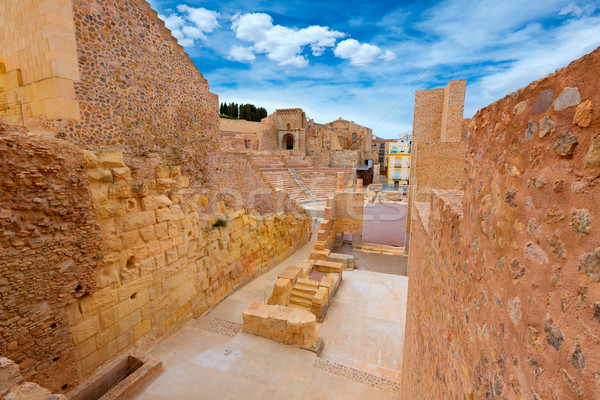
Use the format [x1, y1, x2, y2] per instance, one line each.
[148, 0, 600, 138]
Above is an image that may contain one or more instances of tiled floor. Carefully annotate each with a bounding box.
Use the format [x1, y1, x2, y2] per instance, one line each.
[134, 240, 408, 399]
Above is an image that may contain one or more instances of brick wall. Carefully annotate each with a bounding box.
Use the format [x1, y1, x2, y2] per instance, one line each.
[402, 47, 600, 399]
[0, 122, 101, 393]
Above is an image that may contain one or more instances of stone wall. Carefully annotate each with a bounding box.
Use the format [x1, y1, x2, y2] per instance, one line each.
[0, 357, 66, 400]
[402, 47, 600, 399]
[0, 0, 221, 182]
[220, 118, 261, 152]
[407, 80, 468, 234]
[70, 150, 310, 379]
[0, 0, 81, 123]
[204, 152, 303, 215]
[0, 122, 101, 393]
[331, 149, 359, 168]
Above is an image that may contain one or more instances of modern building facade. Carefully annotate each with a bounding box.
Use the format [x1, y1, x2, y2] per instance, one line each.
[386, 137, 411, 186]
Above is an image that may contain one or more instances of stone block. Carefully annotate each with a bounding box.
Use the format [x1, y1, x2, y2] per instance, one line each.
[0, 358, 22, 390]
[79, 288, 119, 314]
[82, 150, 99, 169]
[97, 151, 125, 168]
[141, 195, 173, 211]
[71, 316, 101, 345]
[133, 318, 151, 340]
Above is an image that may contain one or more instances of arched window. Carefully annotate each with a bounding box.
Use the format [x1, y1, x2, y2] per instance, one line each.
[352, 133, 357, 142]
[287, 123, 291, 130]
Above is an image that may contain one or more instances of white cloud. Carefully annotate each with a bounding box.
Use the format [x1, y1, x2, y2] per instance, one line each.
[334, 39, 388, 66]
[231, 13, 345, 67]
[381, 50, 397, 61]
[159, 6, 219, 48]
[560, 3, 584, 17]
[228, 45, 256, 63]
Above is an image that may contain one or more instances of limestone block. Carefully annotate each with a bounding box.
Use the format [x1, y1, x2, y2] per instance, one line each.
[117, 275, 153, 301]
[268, 278, 293, 306]
[0, 358, 22, 390]
[141, 195, 173, 211]
[116, 210, 157, 232]
[278, 265, 303, 284]
[112, 167, 132, 183]
[74, 335, 97, 360]
[82, 150, 100, 169]
[95, 263, 120, 288]
[99, 307, 117, 329]
[79, 288, 119, 314]
[310, 249, 331, 261]
[80, 339, 117, 376]
[71, 316, 101, 345]
[314, 260, 343, 274]
[156, 178, 178, 193]
[86, 168, 113, 184]
[133, 318, 151, 340]
[97, 151, 125, 168]
[156, 164, 170, 179]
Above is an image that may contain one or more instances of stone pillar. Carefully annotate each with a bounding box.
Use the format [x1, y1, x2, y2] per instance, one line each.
[337, 171, 344, 192]
[373, 164, 380, 182]
[356, 179, 363, 193]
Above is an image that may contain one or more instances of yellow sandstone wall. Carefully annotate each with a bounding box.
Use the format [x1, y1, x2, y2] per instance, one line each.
[0, 0, 80, 123]
[66, 150, 310, 378]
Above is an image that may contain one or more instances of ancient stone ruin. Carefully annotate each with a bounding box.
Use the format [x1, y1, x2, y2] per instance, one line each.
[0, 0, 599, 399]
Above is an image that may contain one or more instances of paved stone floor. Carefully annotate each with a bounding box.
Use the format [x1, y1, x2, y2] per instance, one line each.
[335, 244, 408, 276]
[134, 240, 408, 399]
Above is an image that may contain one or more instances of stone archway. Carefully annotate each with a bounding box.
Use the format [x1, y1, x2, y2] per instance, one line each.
[282, 133, 294, 150]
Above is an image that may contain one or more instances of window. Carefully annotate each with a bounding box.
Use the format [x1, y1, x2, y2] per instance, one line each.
[394, 170, 400, 179]
[380, 143, 385, 149]
[287, 123, 291, 130]
[352, 133, 357, 142]
[378, 157, 384, 163]
[391, 147, 397, 153]
[378, 150, 385, 156]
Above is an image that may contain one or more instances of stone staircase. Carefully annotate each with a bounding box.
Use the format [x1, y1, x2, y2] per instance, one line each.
[289, 278, 319, 310]
[261, 170, 311, 201]
[284, 155, 310, 168]
[295, 168, 352, 199]
[249, 154, 286, 169]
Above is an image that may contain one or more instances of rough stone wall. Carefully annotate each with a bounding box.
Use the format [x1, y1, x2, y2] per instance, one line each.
[0, 122, 101, 393]
[402, 47, 600, 399]
[407, 80, 468, 234]
[68, 150, 310, 379]
[331, 150, 358, 168]
[0, 0, 221, 182]
[220, 119, 261, 152]
[0, 357, 66, 400]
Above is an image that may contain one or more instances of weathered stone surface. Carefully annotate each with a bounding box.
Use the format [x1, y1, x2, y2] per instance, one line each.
[554, 131, 578, 156]
[569, 344, 585, 376]
[97, 151, 125, 168]
[538, 116, 555, 138]
[579, 247, 600, 282]
[573, 100, 593, 127]
[531, 89, 554, 114]
[525, 121, 537, 140]
[544, 319, 564, 351]
[585, 135, 600, 168]
[593, 302, 600, 324]
[570, 209, 591, 235]
[552, 87, 581, 111]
